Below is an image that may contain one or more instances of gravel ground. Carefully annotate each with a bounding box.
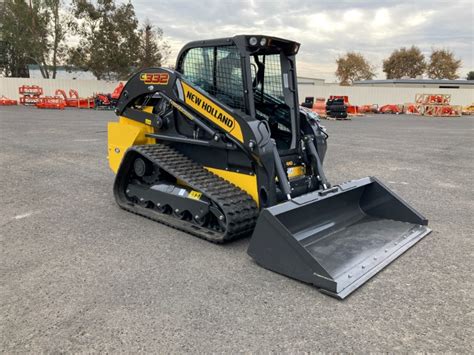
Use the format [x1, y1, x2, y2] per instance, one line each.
[1, 106, 473, 352]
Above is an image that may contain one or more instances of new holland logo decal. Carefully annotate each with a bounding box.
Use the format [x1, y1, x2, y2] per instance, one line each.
[180, 81, 243, 143]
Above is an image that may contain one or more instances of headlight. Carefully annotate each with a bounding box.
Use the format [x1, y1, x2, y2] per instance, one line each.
[249, 37, 258, 46]
[260, 37, 267, 46]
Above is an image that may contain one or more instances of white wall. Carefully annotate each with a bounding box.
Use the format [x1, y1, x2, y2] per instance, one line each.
[1, 77, 473, 106]
[28, 69, 97, 80]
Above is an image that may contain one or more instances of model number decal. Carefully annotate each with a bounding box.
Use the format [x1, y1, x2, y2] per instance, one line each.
[140, 73, 169, 85]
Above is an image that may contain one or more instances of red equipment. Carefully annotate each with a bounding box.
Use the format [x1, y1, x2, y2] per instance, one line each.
[69, 89, 94, 108]
[416, 93, 451, 105]
[19, 85, 43, 96]
[54, 88, 95, 108]
[96, 94, 111, 105]
[423, 105, 462, 117]
[94, 82, 123, 110]
[69, 89, 79, 99]
[311, 97, 327, 116]
[379, 104, 403, 114]
[36, 97, 66, 109]
[19, 85, 44, 106]
[19, 96, 42, 105]
[414, 93, 461, 117]
[0, 96, 18, 105]
[358, 104, 378, 114]
[404, 103, 422, 115]
[55, 89, 68, 100]
[111, 82, 124, 100]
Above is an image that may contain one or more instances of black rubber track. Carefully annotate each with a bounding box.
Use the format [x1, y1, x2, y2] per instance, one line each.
[114, 143, 259, 243]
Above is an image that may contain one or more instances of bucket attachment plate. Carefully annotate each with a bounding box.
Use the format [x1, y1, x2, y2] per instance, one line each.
[247, 177, 431, 299]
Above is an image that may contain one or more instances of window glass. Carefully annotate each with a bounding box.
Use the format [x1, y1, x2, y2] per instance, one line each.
[181, 47, 214, 92]
[181, 46, 245, 111]
[251, 54, 293, 150]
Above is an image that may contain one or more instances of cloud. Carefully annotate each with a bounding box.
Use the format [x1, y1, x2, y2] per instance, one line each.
[131, 0, 474, 80]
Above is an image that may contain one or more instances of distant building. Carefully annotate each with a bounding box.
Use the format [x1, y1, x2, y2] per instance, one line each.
[298, 76, 325, 86]
[353, 79, 474, 89]
[27, 65, 96, 80]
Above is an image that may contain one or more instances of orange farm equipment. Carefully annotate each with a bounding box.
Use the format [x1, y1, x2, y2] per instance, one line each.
[414, 93, 461, 117]
[94, 82, 124, 110]
[36, 97, 66, 109]
[404, 103, 423, 115]
[19, 85, 43, 106]
[111, 82, 124, 100]
[423, 105, 462, 117]
[55, 89, 94, 108]
[379, 104, 403, 114]
[0, 96, 18, 105]
[358, 104, 378, 114]
[94, 93, 113, 110]
[416, 93, 451, 105]
[19, 85, 43, 96]
[70, 90, 95, 109]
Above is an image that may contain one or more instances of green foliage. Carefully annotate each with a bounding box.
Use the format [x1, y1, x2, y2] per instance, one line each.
[467, 71, 474, 80]
[426, 48, 461, 79]
[68, 0, 169, 80]
[1, 0, 72, 78]
[383, 46, 426, 79]
[137, 20, 171, 70]
[68, 0, 137, 80]
[335, 52, 375, 85]
[1, 0, 50, 77]
[45, 0, 71, 79]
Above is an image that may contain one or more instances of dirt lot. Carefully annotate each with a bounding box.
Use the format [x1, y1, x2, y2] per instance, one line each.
[1, 106, 473, 352]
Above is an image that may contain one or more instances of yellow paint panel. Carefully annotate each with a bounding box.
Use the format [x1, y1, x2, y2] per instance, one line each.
[107, 116, 155, 173]
[181, 81, 244, 143]
[205, 167, 259, 206]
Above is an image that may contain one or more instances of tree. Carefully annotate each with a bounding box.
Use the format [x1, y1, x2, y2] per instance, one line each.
[1, 0, 50, 77]
[467, 71, 474, 80]
[383, 46, 426, 79]
[137, 20, 170, 69]
[335, 52, 375, 85]
[46, 0, 71, 79]
[1, 0, 71, 78]
[69, 0, 141, 80]
[426, 49, 461, 80]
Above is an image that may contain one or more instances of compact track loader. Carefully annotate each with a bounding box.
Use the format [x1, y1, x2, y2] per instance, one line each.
[108, 35, 430, 299]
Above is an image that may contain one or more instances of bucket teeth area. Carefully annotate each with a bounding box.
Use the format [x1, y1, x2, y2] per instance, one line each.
[248, 177, 431, 299]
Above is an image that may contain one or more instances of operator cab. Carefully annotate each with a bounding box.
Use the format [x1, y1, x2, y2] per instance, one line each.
[176, 35, 301, 152]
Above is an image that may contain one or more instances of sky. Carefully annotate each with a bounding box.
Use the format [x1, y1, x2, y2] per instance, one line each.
[131, 0, 473, 81]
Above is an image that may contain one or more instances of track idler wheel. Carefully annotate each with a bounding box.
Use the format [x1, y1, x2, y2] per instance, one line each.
[134, 157, 151, 177]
